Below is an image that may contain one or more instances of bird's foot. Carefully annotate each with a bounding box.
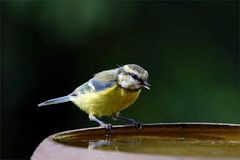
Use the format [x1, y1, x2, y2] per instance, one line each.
[130, 120, 143, 130]
[134, 121, 143, 130]
[101, 123, 112, 130]
[100, 123, 112, 135]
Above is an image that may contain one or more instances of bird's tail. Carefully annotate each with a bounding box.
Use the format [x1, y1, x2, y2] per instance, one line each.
[38, 96, 70, 107]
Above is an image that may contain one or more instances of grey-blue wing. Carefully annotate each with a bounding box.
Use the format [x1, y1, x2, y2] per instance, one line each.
[89, 78, 115, 91]
[71, 78, 116, 95]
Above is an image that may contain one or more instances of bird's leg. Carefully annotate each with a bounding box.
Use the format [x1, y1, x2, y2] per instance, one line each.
[112, 113, 143, 130]
[89, 115, 112, 130]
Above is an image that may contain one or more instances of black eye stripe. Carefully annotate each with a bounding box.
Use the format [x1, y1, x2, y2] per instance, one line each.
[132, 74, 138, 79]
[121, 70, 144, 82]
[129, 73, 143, 82]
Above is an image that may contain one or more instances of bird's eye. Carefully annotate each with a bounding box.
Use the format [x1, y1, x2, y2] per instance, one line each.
[130, 73, 138, 80]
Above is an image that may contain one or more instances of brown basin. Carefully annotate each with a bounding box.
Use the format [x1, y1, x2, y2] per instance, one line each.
[32, 123, 240, 160]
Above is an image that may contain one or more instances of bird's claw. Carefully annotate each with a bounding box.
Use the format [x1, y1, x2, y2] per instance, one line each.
[132, 121, 143, 130]
[101, 123, 112, 135]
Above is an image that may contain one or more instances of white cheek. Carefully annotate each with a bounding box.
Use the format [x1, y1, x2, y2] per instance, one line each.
[118, 74, 129, 88]
[130, 77, 142, 89]
[118, 74, 141, 89]
[120, 81, 130, 88]
[118, 74, 124, 82]
[130, 76, 138, 84]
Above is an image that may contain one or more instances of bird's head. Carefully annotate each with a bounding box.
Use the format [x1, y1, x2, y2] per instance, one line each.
[117, 64, 150, 90]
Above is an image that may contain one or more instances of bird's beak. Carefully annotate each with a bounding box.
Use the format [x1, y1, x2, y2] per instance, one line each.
[143, 81, 150, 90]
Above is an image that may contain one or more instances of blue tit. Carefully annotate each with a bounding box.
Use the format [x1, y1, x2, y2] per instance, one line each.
[38, 64, 150, 129]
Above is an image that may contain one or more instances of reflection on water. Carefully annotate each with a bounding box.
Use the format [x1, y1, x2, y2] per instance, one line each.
[88, 140, 111, 150]
[69, 135, 240, 157]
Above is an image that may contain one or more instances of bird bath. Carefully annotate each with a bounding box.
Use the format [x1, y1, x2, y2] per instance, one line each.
[32, 123, 240, 160]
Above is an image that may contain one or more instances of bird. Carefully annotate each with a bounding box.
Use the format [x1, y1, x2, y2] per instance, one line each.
[38, 64, 150, 130]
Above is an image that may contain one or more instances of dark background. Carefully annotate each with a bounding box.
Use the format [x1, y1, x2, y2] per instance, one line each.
[1, 1, 239, 159]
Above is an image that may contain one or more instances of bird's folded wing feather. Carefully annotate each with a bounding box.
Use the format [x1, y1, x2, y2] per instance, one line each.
[71, 69, 117, 94]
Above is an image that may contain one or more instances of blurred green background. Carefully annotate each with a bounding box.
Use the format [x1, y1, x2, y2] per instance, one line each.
[1, 0, 239, 159]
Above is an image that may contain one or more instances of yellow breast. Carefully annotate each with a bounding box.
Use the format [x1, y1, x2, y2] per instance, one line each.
[71, 85, 141, 117]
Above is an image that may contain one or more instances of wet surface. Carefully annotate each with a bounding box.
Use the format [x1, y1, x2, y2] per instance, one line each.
[53, 123, 240, 158]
